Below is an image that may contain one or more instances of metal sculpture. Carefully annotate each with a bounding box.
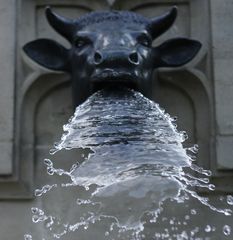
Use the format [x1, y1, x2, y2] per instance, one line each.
[23, 6, 201, 106]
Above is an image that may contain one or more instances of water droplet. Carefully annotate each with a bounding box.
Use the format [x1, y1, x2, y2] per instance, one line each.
[47, 167, 54, 175]
[180, 131, 188, 142]
[24, 234, 32, 240]
[227, 195, 233, 205]
[45, 217, 54, 228]
[208, 184, 215, 191]
[31, 207, 37, 214]
[190, 164, 212, 176]
[49, 148, 58, 155]
[31, 207, 44, 216]
[34, 184, 57, 197]
[191, 209, 197, 215]
[205, 225, 212, 232]
[34, 189, 42, 197]
[193, 144, 199, 152]
[70, 164, 78, 173]
[223, 225, 231, 236]
[44, 159, 52, 166]
[110, 223, 115, 231]
[224, 209, 232, 216]
[186, 145, 198, 156]
[205, 170, 212, 176]
[219, 196, 224, 201]
[171, 116, 177, 122]
[32, 215, 39, 223]
[169, 219, 174, 225]
[190, 227, 199, 236]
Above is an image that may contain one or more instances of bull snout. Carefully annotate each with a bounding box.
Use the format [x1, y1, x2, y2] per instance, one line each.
[90, 49, 142, 92]
[93, 50, 140, 67]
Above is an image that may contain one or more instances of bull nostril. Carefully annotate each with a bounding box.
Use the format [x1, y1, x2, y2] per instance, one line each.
[94, 51, 103, 65]
[128, 52, 139, 65]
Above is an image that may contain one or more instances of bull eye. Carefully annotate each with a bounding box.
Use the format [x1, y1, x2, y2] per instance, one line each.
[137, 33, 152, 47]
[74, 37, 90, 48]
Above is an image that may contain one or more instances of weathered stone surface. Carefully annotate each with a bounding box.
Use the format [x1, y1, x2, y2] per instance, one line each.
[0, 0, 16, 174]
[215, 58, 233, 134]
[211, 0, 233, 170]
[217, 136, 233, 169]
[211, 0, 233, 135]
[0, 201, 34, 239]
[0, 142, 13, 174]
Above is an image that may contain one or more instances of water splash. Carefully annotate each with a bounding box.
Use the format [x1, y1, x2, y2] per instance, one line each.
[227, 195, 233, 205]
[223, 225, 231, 236]
[26, 88, 233, 239]
[24, 234, 32, 240]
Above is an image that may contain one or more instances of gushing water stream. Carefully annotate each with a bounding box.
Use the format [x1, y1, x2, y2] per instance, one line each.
[25, 88, 232, 240]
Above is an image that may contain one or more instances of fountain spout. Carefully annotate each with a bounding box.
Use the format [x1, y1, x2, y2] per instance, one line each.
[23, 6, 201, 107]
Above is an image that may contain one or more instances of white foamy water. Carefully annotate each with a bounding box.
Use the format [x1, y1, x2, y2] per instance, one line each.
[25, 88, 232, 240]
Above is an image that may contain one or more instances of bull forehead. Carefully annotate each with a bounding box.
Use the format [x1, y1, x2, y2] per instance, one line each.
[76, 22, 148, 48]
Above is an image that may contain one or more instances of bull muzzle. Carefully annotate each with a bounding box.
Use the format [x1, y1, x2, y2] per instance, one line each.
[93, 50, 140, 67]
[90, 49, 141, 91]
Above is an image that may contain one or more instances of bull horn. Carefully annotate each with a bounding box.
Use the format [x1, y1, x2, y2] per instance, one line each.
[45, 6, 75, 42]
[148, 6, 177, 39]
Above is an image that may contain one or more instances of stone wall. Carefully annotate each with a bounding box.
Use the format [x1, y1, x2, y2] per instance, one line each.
[0, 0, 232, 239]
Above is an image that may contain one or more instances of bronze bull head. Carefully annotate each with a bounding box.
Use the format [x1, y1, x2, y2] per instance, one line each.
[23, 6, 201, 106]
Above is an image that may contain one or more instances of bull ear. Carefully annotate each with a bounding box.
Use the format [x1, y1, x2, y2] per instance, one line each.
[154, 38, 202, 67]
[23, 39, 69, 71]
